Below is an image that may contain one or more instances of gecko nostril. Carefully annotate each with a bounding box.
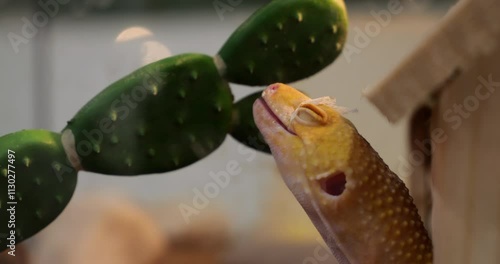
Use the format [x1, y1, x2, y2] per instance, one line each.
[318, 171, 346, 196]
[268, 83, 280, 91]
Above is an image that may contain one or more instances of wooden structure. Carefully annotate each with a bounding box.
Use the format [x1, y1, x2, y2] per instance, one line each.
[366, 0, 500, 263]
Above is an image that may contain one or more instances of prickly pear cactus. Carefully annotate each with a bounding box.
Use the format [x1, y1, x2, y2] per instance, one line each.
[0, 0, 350, 247]
[218, 0, 348, 86]
[63, 53, 233, 175]
[0, 130, 77, 248]
[231, 91, 271, 154]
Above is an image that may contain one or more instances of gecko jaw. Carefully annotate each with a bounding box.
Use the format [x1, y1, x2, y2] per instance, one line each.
[257, 98, 296, 135]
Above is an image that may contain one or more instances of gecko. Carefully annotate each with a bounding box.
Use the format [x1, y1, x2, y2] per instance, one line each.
[253, 83, 433, 264]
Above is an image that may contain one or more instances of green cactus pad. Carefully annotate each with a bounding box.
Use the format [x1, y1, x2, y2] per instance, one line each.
[230, 91, 271, 154]
[218, 0, 348, 86]
[63, 53, 234, 176]
[0, 130, 77, 249]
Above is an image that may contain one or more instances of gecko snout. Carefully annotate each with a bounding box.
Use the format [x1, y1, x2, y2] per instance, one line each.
[318, 171, 347, 196]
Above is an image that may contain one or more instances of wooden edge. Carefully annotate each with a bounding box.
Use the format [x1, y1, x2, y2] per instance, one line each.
[365, 0, 499, 123]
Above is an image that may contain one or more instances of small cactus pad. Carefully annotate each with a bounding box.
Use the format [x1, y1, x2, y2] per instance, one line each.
[218, 0, 348, 86]
[230, 91, 271, 154]
[0, 130, 78, 248]
[63, 53, 234, 175]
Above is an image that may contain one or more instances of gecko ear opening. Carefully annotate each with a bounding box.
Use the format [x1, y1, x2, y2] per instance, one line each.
[318, 171, 346, 196]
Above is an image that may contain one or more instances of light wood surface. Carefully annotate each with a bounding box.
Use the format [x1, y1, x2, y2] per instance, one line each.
[366, 0, 500, 123]
[365, 0, 500, 263]
[431, 43, 500, 264]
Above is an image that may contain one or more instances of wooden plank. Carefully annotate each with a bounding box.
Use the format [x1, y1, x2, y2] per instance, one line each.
[366, 0, 500, 122]
[431, 40, 500, 264]
[364, 1, 500, 262]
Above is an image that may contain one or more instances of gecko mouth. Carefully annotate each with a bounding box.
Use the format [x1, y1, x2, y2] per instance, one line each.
[257, 98, 295, 135]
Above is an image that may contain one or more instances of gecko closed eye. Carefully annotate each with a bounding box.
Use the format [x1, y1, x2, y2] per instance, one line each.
[290, 103, 328, 131]
[318, 171, 347, 196]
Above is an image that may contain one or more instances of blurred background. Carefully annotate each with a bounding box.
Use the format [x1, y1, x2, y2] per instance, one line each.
[0, 0, 455, 263]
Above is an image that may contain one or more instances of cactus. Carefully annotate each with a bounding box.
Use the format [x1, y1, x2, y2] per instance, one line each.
[55, 0, 349, 175]
[0, 0, 349, 247]
[231, 91, 271, 153]
[0, 130, 77, 248]
[218, 0, 348, 86]
[63, 54, 233, 175]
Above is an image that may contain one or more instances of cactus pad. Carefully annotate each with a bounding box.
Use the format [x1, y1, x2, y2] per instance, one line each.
[218, 0, 348, 86]
[0, 130, 77, 248]
[230, 91, 271, 154]
[63, 53, 234, 175]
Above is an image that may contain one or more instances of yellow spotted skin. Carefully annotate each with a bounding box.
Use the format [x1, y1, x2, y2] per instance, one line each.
[302, 123, 433, 263]
[253, 83, 432, 264]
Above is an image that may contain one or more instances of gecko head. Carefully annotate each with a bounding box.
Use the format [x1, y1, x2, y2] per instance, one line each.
[253, 83, 357, 198]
